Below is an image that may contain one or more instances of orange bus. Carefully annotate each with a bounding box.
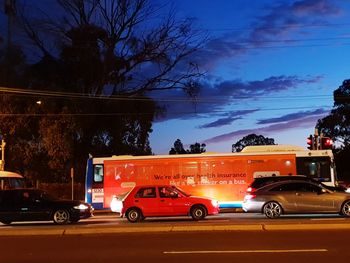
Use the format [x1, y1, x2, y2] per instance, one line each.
[0, 171, 25, 190]
[85, 145, 337, 210]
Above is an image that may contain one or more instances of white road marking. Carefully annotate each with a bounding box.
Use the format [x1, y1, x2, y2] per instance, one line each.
[163, 249, 328, 254]
[311, 218, 346, 221]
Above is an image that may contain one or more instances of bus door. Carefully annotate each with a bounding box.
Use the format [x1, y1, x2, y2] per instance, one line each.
[91, 163, 104, 209]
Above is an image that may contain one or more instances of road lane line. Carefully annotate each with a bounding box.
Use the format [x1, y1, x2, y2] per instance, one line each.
[163, 249, 328, 254]
[311, 218, 346, 221]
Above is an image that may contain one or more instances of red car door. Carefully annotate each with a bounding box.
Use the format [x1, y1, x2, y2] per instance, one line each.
[132, 187, 159, 216]
[159, 186, 190, 215]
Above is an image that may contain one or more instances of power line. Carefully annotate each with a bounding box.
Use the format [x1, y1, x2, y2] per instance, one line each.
[0, 104, 333, 117]
[204, 23, 350, 32]
[0, 86, 336, 103]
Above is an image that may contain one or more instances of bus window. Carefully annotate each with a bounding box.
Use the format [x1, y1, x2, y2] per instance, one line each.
[9, 178, 24, 188]
[296, 157, 331, 182]
[94, 164, 104, 183]
[0, 178, 24, 189]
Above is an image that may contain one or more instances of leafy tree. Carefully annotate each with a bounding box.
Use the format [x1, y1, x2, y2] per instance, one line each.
[169, 139, 187, 154]
[169, 139, 206, 154]
[316, 79, 350, 182]
[317, 79, 350, 148]
[188, 142, 206, 154]
[0, 0, 204, 182]
[232, 134, 276, 152]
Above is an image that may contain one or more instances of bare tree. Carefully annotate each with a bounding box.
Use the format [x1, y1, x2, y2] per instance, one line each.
[19, 0, 205, 96]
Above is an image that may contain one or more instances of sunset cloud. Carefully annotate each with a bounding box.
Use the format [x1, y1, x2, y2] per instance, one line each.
[204, 111, 329, 144]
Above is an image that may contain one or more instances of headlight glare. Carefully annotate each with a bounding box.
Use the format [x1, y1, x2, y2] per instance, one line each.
[74, 204, 89, 210]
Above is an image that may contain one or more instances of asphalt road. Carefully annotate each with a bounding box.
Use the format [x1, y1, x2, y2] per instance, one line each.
[1, 229, 350, 263]
[1, 212, 350, 235]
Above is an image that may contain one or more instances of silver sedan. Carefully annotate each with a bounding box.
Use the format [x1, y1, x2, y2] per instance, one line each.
[242, 180, 350, 218]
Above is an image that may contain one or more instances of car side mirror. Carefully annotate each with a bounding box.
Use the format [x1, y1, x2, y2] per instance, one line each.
[170, 192, 178, 198]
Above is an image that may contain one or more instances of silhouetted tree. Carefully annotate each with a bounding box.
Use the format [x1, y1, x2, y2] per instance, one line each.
[169, 139, 187, 154]
[316, 79, 350, 182]
[188, 142, 206, 154]
[169, 139, 206, 154]
[232, 134, 275, 152]
[317, 79, 350, 149]
[0, 0, 205, 182]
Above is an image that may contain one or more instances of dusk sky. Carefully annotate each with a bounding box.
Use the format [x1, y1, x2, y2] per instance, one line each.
[1, 0, 349, 155]
[149, 0, 350, 154]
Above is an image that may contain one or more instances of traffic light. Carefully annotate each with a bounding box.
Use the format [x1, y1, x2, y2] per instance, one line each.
[321, 137, 333, 149]
[307, 135, 313, 150]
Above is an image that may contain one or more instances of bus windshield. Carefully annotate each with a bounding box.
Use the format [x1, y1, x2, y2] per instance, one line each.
[296, 157, 332, 183]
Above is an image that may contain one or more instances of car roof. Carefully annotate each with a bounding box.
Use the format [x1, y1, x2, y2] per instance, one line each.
[257, 179, 322, 191]
[253, 175, 307, 180]
[133, 185, 176, 188]
[250, 175, 313, 187]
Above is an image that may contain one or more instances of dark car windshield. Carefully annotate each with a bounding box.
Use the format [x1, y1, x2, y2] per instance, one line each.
[33, 190, 58, 201]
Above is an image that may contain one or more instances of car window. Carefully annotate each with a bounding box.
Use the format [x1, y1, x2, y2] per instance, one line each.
[158, 186, 177, 198]
[251, 177, 292, 189]
[135, 187, 156, 198]
[270, 183, 299, 192]
[270, 182, 322, 192]
[296, 183, 322, 193]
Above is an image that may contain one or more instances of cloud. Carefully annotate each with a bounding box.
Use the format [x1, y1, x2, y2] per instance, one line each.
[249, 0, 342, 43]
[193, 0, 342, 70]
[198, 110, 258, 128]
[292, 0, 342, 15]
[204, 110, 329, 144]
[257, 108, 328, 125]
[153, 75, 323, 122]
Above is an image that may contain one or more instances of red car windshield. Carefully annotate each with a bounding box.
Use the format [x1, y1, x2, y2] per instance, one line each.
[172, 186, 190, 197]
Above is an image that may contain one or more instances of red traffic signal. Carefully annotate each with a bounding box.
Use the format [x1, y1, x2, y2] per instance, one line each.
[307, 135, 313, 150]
[321, 137, 333, 149]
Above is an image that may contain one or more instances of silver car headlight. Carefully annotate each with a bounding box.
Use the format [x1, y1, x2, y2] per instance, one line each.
[211, 199, 218, 207]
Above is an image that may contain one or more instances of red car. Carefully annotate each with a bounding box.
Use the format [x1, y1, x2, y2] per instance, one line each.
[120, 185, 219, 222]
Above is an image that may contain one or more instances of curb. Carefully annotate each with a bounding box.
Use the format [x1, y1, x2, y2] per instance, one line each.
[1, 223, 350, 236]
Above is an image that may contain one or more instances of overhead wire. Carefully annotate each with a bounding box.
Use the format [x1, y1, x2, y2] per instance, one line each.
[0, 86, 335, 102]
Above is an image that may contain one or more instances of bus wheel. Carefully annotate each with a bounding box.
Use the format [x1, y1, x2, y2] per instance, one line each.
[263, 201, 282, 219]
[190, 205, 207, 221]
[126, 208, 143, 223]
[341, 200, 350, 217]
[53, 209, 70, 224]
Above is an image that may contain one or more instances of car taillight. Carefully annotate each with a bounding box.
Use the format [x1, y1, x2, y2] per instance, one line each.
[244, 194, 256, 200]
[110, 195, 123, 213]
[246, 187, 256, 193]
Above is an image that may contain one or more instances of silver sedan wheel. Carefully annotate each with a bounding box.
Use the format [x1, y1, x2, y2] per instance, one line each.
[263, 201, 282, 219]
[53, 209, 70, 224]
[342, 201, 350, 217]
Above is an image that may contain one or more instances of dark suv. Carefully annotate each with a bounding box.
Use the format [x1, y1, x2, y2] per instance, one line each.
[0, 189, 93, 225]
[247, 175, 346, 193]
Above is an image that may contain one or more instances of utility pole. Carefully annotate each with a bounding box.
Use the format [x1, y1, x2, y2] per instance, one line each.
[0, 137, 6, 171]
[71, 168, 74, 200]
[5, 0, 16, 47]
[4, 0, 16, 86]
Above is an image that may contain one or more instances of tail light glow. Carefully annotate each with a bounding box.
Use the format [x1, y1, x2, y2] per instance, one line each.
[246, 187, 256, 193]
[244, 194, 256, 200]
